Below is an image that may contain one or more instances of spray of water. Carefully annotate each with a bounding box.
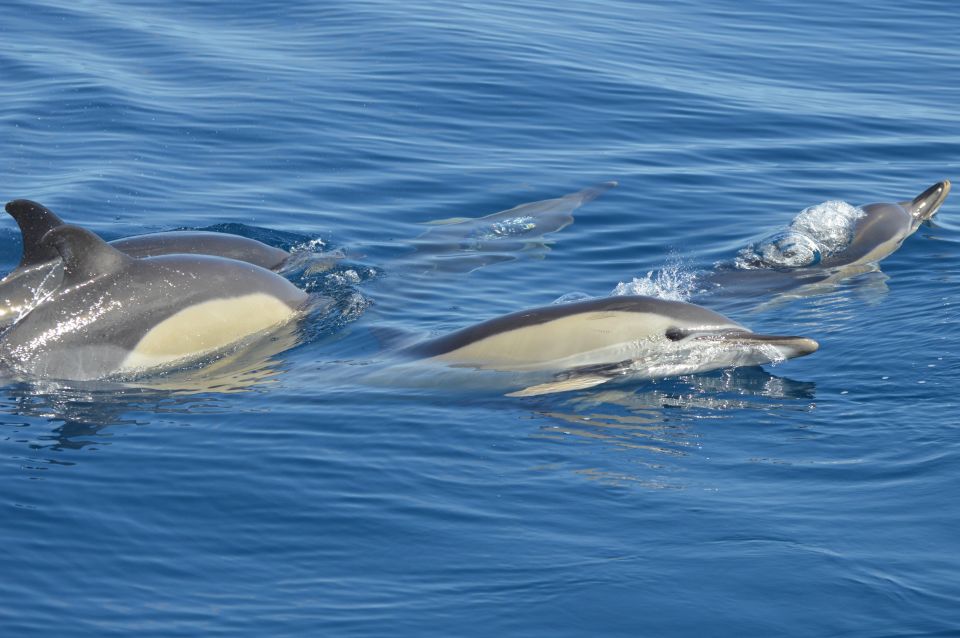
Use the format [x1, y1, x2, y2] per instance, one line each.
[611, 255, 700, 301]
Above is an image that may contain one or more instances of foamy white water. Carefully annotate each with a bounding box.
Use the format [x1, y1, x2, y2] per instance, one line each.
[734, 200, 865, 269]
[611, 258, 700, 301]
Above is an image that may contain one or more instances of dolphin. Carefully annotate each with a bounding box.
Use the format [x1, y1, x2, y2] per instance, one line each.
[0, 224, 308, 381]
[700, 181, 951, 306]
[404, 295, 818, 396]
[0, 199, 291, 327]
[743, 180, 950, 269]
[821, 180, 950, 267]
[404, 181, 618, 272]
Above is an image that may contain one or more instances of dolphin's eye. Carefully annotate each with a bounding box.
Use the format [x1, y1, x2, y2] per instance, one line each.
[664, 327, 686, 341]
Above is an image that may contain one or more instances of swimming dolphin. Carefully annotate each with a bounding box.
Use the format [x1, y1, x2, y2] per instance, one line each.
[0, 224, 308, 381]
[742, 181, 949, 270]
[404, 295, 818, 396]
[404, 181, 617, 272]
[821, 180, 950, 267]
[700, 180, 951, 306]
[0, 199, 291, 327]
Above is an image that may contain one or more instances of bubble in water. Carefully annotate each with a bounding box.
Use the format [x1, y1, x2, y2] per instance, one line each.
[792, 200, 865, 251]
[760, 231, 821, 267]
[733, 200, 865, 269]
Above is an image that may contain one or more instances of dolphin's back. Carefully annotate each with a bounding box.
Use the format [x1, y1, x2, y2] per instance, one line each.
[111, 231, 290, 271]
[821, 203, 912, 267]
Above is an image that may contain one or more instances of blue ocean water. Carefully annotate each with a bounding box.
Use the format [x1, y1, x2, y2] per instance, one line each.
[2, 0, 960, 635]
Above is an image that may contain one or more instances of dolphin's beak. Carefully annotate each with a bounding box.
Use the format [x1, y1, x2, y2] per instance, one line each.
[901, 180, 951, 222]
[696, 331, 820, 360]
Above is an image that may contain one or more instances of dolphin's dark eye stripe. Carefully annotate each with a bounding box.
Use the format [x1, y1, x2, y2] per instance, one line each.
[664, 327, 686, 341]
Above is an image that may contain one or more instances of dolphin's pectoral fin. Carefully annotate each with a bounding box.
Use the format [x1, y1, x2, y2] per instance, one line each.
[506, 359, 633, 398]
[506, 374, 613, 397]
[561, 359, 635, 378]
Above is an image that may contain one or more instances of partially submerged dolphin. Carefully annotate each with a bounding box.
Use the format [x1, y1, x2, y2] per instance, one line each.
[0, 224, 308, 381]
[404, 295, 818, 396]
[822, 179, 950, 267]
[701, 181, 951, 304]
[741, 180, 950, 270]
[0, 199, 291, 326]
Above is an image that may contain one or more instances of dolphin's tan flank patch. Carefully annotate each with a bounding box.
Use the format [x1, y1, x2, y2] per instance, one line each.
[119, 293, 297, 372]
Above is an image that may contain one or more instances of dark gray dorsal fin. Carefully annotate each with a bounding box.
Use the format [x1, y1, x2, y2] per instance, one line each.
[4, 199, 66, 267]
[40, 225, 132, 285]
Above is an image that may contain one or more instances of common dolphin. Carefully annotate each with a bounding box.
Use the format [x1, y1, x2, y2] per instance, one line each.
[739, 180, 950, 270]
[821, 180, 950, 267]
[0, 199, 291, 326]
[0, 224, 308, 381]
[405, 182, 617, 272]
[404, 296, 818, 396]
[700, 181, 951, 305]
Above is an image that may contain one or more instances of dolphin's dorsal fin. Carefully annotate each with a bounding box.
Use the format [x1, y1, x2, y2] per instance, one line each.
[40, 225, 132, 285]
[4, 199, 66, 267]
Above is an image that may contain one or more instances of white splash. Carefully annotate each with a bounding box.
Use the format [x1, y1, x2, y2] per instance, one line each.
[470, 215, 537, 241]
[325, 269, 362, 286]
[611, 257, 699, 301]
[734, 200, 865, 269]
[291, 237, 326, 253]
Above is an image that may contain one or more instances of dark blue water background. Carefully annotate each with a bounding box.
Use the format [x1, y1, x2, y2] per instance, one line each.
[2, 1, 959, 635]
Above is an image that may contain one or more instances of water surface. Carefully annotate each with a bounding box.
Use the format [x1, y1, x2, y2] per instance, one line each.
[2, 1, 959, 636]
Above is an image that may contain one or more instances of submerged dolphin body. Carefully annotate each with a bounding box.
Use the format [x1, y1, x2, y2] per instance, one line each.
[0, 225, 308, 381]
[0, 200, 291, 327]
[404, 296, 818, 396]
[405, 182, 618, 272]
